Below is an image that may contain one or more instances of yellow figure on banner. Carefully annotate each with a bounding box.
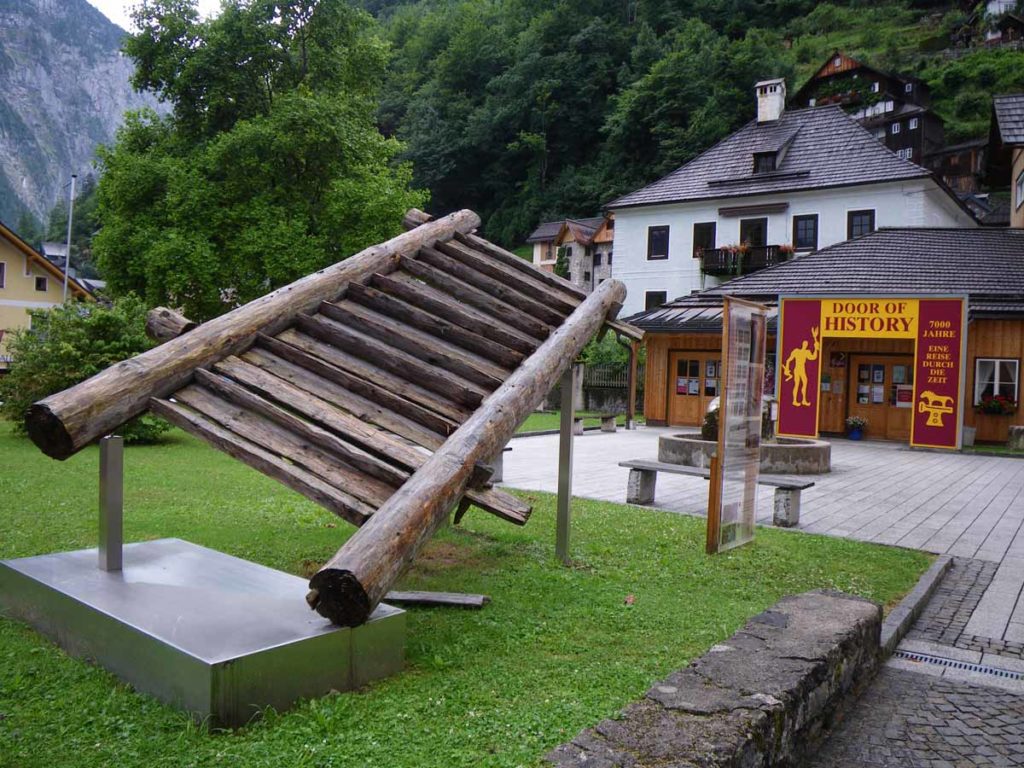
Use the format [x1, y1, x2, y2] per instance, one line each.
[918, 390, 953, 427]
[782, 327, 820, 407]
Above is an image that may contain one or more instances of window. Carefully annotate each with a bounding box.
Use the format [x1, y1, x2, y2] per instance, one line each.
[594, 252, 603, 267]
[847, 210, 875, 239]
[583, 271, 591, 283]
[0, 262, 5, 289]
[891, 122, 901, 134]
[645, 291, 667, 311]
[873, 128, 885, 140]
[909, 117, 919, 130]
[647, 225, 670, 260]
[975, 358, 1020, 405]
[871, 81, 880, 93]
[753, 152, 776, 173]
[739, 217, 767, 247]
[906, 147, 913, 160]
[833, 56, 842, 67]
[792, 214, 818, 251]
[905, 82, 913, 94]
[608, 251, 613, 264]
[34, 276, 47, 292]
[885, 100, 894, 112]
[692, 222, 716, 257]
[1016, 170, 1024, 210]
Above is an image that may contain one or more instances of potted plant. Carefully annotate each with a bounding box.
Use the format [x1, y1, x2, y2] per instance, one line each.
[845, 415, 868, 440]
[976, 395, 1017, 416]
[778, 243, 795, 261]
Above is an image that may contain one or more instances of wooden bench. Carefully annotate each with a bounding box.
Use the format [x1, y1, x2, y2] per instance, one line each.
[618, 459, 815, 528]
[572, 414, 619, 435]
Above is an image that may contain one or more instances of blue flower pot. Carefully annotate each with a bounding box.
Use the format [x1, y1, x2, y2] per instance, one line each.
[848, 428, 863, 441]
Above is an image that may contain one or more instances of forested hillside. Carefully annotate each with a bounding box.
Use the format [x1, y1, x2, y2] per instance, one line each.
[360, 0, 1024, 245]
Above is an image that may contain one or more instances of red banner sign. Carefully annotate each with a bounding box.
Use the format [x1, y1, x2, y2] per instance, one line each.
[777, 296, 965, 449]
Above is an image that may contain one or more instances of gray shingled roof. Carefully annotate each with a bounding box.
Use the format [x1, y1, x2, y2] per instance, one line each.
[526, 220, 563, 243]
[607, 105, 931, 209]
[627, 228, 1024, 331]
[994, 94, 1024, 146]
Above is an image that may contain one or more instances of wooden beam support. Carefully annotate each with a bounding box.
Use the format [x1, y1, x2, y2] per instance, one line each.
[455, 231, 588, 300]
[27, 209, 481, 460]
[346, 282, 524, 369]
[370, 271, 539, 356]
[417, 246, 567, 327]
[150, 397, 373, 526]
[307, 279, 627, 627]
[399, 255, 551, 341]
[145, 307, 196, 343]
[402, 208, 433, 231]
[383, 591, 490, 609]
[318, 300, 507, 391]
[297, 313, 486, 409]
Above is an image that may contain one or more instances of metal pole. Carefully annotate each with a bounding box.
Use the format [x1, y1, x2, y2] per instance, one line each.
[556, 364, 576, 564]
[99, 435, 123, 571]
[62, 173, 76, 302]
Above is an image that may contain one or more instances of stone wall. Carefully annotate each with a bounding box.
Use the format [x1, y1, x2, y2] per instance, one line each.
[546, 590, 881, 767]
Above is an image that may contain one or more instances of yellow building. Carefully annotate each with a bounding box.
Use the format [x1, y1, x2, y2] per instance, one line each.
[0, 222, 93, 370]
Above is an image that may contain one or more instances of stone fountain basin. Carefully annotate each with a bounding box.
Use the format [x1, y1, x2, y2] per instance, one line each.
[658, 432, 831, 475]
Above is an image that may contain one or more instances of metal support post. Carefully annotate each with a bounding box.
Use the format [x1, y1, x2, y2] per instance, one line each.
[556, 364, 578, 565]
[99, 435, 123, 571]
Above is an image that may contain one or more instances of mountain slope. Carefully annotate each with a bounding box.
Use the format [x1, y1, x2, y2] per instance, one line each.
[0, 0, 159, 226]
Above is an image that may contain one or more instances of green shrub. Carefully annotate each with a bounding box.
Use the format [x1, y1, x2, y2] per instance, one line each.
[0, 296, 169, 443]
[701, 406, 718, 441]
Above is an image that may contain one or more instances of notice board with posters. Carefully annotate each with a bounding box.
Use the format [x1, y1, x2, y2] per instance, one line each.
[707, 297, 768, 554]
[776, 296, 967, 449]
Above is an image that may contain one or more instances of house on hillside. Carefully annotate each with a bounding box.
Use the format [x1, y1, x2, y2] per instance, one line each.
[526, 220, 562, 273]
[627, 227, 1024, 445]
[0, 222, 93, 370]
[989, 93, 1024, 228]
[555, 216, 613, 292]
[792, 51, 946, 164]
[926, 138, 988, 194]
[607, 78, 977, 316]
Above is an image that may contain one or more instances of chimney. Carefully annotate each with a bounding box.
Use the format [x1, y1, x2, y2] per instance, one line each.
[756, 78, 786, 123]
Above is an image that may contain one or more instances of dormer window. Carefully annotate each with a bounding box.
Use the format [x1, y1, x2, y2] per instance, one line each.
[753, 152, 776, 174]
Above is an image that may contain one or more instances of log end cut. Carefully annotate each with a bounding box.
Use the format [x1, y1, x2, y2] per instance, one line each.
[307, 568, 372, 627]
[25, 403, 75, 461]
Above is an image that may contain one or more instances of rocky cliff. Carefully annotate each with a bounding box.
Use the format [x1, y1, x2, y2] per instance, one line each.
[0, 0, 159, 227]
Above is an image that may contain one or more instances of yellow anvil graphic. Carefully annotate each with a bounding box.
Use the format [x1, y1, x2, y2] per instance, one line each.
[917, 390, 953, 427]
[782, 326, 820, 407]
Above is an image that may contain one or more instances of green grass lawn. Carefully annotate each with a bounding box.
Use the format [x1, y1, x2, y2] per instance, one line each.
[516, 411, 641, 433]
[0, 423, 930, 768]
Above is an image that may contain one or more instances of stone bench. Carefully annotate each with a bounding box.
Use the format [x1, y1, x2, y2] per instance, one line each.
[546, 590, 881, 768]
[572, 414, 619, 435]
[619, 459, 814, 528]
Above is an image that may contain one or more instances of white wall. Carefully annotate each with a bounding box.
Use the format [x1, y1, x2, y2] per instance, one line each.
[612, 179, 976, 316]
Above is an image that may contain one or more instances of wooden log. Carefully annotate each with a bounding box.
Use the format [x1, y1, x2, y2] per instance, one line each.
[370, 271, 539, 356]
[273, 329, 470, 425]
[455, 233, 644, 341]
[307, 279, 627, 626]
[318, 300, 507, 390]
[145, 307, 196, 343]
[383, 591, 490, 609]
[297, 313, 487, 409]
[346, 282, 524, 369]
[402, 208, 433, 231]
[150, 397, 374, 526]
[245, 340, 450, 449]
[173, 384, 396, 509]
[195, 368, 408, 488]
[211, 356, 528, 525]
[399, 255, 551, 340]
[417, 246, 567, 326]
[434, 239, 579, 316]
[27, 209, 481, 460]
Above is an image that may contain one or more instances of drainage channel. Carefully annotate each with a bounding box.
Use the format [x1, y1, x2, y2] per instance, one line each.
[893, 649, 1024, 680]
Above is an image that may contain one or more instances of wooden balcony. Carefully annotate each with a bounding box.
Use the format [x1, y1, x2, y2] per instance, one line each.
[700, 245, 792, 277]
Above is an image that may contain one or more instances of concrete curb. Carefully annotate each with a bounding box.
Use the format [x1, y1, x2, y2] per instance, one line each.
[879, 554, 953, 656]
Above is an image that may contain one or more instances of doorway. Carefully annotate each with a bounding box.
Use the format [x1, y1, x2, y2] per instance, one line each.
[668, 351, 721, 426]
[848, 355, 915, 441]
[739, 217, 768, 247]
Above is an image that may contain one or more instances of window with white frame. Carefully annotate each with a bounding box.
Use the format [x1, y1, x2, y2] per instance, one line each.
[909, 117, 919, 130]
[891, 122, 901, 134]
[1016, 170, 1024, 210]
[975, 358, 1020, 405]
[905, 82, 913, 94]
[885, 100, 894, 111]
[906, 147, 913, 160]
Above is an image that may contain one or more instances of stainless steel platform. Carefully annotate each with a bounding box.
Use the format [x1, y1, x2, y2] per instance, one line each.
[0, 538, 405, 727]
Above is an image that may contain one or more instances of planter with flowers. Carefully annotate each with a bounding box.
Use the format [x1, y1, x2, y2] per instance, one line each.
[845, 415, 868, 440]
[778, 243, 795, 263]
[976, 395, 1017, 416]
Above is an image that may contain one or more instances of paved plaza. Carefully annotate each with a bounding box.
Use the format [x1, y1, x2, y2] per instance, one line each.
[502, 426, 1024, 764]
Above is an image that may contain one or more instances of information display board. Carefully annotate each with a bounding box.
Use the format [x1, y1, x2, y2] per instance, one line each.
[777, 296, 967, 449]
[707, 298, 768, 554]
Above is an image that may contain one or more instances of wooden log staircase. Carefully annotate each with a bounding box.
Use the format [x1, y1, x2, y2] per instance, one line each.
[27, 210, 639, 627]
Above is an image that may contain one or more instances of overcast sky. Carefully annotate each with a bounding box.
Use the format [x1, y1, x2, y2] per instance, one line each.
[87, 0, 221, 31]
